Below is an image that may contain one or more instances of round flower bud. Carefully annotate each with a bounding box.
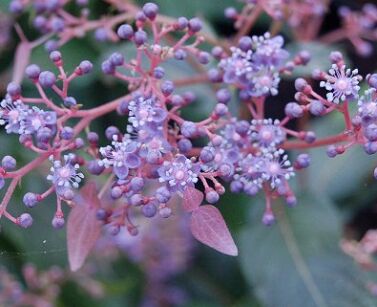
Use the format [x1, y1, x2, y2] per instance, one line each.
[238, 36, 252, 51]
[87, 132, 99, 145]
[7, 82, 21, 98]
[181, 121, 197, 137]
[174, 49, 187, 60]
[225, 7, 237, 19]
[78, 60, 93, 74]
[74, 138, 85, 149]
[101, 60, 115, 75]
[304, 131, 316, 143]
[214, 103, 228, 116]
[87, 160, 105, 175]
[155, 186, 171, 203]
[9, 0, 24, 13]
[294, 154, 310, 169]
[130, 177, 144, 192]
[94, 28, 108, 41]
[200, 147, 214, 163]
[297, 50, 311, 65]
[130, 194, 143, 206]
[25, 64, 41, 80]
[178, 138, 192, 153]
[364, 142, 377, 155]
[177, 17, 188, 30]
[153, 66, 165, 79]
[294, 78, 308, 92]
[285, 102, 303, 118]
[262, 212, 275, 226]
[142, 203, 157, 218]
[63, 96, 77, 108]
[161, 80, 175, 96]
[368, 74, 377, 89]
[134, 30, 148, 46]
[136, 11, 147, 22]
[230, 180, 243, 193]
[52, 216, 65, 229]
[49, 50, 62, 62]
[142, 2, 159, 20]
[44, 40, 58, 53]
[2, 155, 16, 171]
[309, 100, 325, 116]
[212, 46, 223, 59]
[159, 207, 172, 218]
[38, 71, 56, 88]
[109, 52, 124, 66]
[329, 51, 343, 63]
[60, 126, 74, 140]
[105, 126, 119, 140]
[111, 186, 123, 199]
[286, 195, 297, 207]
[326, 145, 337, 158]
[108, 224, 120, 236]
[18, 213, 33, 228]
[96, 208, 107, 220]
[206, 190, 219, 204]
[117, 24, 134, 40]
[197, 51, 210, 65]
[23, 192, 39, 208]
[188, 18, 202, 33]
[216, 88, 231, 104]
[364, 123, 377, 141]
[208, 68, 222, 83]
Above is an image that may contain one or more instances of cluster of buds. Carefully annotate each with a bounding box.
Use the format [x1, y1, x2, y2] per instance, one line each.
[2, 1, 377, 257]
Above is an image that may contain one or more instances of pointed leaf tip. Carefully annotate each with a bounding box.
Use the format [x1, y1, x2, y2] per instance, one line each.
[183, 187, 203, 212]
[190, 205, 238, 256]
[67, 182, 102, 271]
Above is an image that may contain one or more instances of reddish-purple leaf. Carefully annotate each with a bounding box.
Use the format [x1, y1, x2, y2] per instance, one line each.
[183, 187, 203, 212]
[190, 205, 238, 256]
[67, 182, 102, 271]
[13, 42, 31, 84]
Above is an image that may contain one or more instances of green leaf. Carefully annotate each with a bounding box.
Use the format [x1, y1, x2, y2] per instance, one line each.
[285, 42, 348, 78]
[135, 0, 240, 20]
[239, 193, 376, 307]
[304, 103, 375, 200]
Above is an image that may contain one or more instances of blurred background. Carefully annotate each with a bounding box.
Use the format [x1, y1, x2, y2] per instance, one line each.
[1, 0, 377, 306]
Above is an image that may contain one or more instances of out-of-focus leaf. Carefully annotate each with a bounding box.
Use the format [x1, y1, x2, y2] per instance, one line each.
[239, 193, 376, 307]
[183, 187, 203, 212]
[190, 205, 238, 256]
[286, 42, 348, 78]
[304, 105, 375, 200]
[136, 0, 240, 20]
[12, 41, 31, 84]
[67, 182, 102, 271]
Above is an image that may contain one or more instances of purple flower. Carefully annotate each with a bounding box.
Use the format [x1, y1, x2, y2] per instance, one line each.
[99, 136, 141, 179]
[358, 88, 377, 122]
[247, 67, 280, 97]
[158, 155, 200, 192]
[261, 149, 294, 189]
[234, 154, 266, 194]
[0, 96, 28, 134]
[251, 33, 289, 68]
[20, 107, 57, 134]
[128, 95, 167, 130]
[219, 47, 253, 84]
[47, 154, 84, 197]
[249, 118, 286, 149]
[320, 64, 362, 103]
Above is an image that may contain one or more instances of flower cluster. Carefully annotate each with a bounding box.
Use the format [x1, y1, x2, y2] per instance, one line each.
[2, 0, 377, 260]
[218, 33, 290, 98]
